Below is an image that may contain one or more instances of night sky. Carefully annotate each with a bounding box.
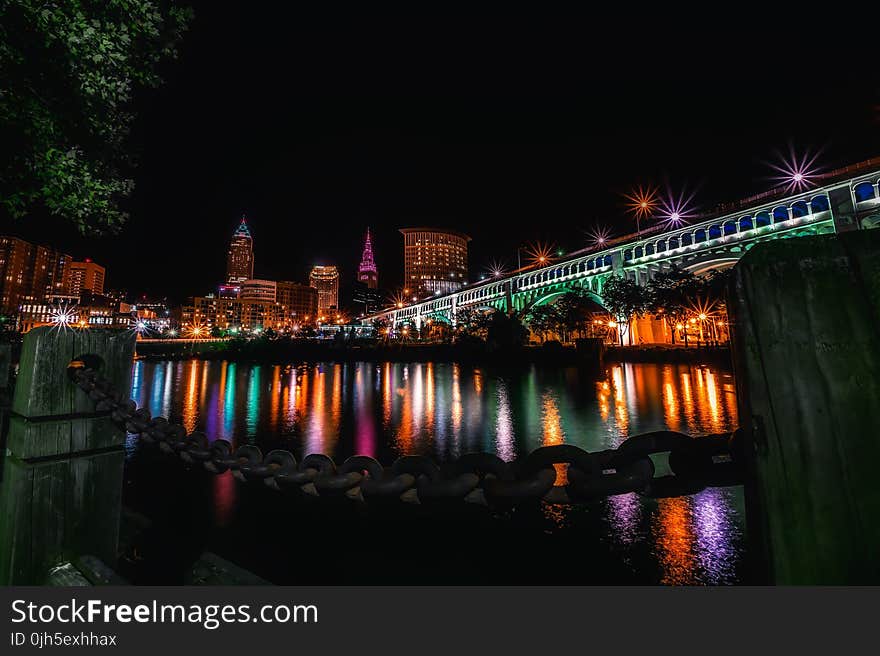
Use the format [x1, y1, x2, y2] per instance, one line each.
[3, 7, 879, 306]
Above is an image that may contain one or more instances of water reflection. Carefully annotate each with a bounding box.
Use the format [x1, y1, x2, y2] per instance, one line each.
[129, 359, 743, 584]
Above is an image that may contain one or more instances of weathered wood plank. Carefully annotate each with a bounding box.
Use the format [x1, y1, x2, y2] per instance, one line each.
[6, 415, 124, 460]
[67, 449, 124, 569]
[12, 327, 135, 419]
[0, 450, 124, 585]
[0, 455, 33, 585]
[731, 229, 880, 584]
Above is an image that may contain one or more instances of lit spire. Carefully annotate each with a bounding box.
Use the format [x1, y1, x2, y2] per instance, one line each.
[358, 227, 378, 288]
[233, 213, 252, 238]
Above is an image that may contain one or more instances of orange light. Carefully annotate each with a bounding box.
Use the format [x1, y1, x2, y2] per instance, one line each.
[624, 185, 659, 219]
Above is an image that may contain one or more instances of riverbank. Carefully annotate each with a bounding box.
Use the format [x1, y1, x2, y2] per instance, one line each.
[606, 344, 732, 366]
[135, 339, 605, 367]
[135, 338, 730, 367]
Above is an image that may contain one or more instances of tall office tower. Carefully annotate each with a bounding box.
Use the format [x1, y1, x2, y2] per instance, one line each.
[309, 265, 339, 315]
[399, 227, 470, 296]
[0, 236, 72, 313]
[226, 215, 254, 283]
[66, 259, 106, 296]
[357, 227, 378, 289]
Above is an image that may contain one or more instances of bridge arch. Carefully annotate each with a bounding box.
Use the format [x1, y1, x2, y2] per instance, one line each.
[682, 256, 740, 276]
[519, 281, 605, 313]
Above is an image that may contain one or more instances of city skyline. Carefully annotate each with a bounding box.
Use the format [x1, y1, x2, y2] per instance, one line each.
[0, 5, 876, 303]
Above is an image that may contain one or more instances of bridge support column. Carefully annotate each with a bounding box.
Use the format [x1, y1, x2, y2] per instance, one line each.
[730, 229, 880, 583]
[0, 327, 136, 584]
[828, 184, 860, 233]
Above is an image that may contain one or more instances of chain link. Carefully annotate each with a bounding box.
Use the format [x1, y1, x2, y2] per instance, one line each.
[70, 363, 745, 508]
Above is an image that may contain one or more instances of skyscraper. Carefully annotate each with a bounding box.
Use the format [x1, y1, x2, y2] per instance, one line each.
[357, 227, 378, 289]
[226, 216, 254, 283]
[400, 227, 470, 296]
[66, 259, 105, 296]
[309, 265, 339, 315]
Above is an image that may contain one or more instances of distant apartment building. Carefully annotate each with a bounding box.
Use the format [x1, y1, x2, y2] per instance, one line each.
[309, 265, 339, 315]
[239, 279, 276, 303]
[18, 291, 131, 333]
[182, 290, 316, 334]
[400, 227, 470, 296]
[276, 281, 318, 324]
[0, 236, 72, 313]
[65, 259, 106, 296]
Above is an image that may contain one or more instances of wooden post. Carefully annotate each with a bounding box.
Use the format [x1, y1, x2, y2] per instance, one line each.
[0, 327, 135, 584]
[730, 229, 880, 584]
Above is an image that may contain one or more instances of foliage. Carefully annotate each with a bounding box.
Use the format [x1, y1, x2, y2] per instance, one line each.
[454, 307, 493, 340]
[600, 275, 648, 344]
[0, 0, 192, 233]
[646, 266, 700, 344]
[524, 287, 606, 342]
[553, 287, 604, 339]
[646, 266, 732, 344]
[485, 310, 528, 348]
[525, 303, 562, 341]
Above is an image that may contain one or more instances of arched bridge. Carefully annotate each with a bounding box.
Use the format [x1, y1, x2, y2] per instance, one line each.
[369, 160, 880, 328]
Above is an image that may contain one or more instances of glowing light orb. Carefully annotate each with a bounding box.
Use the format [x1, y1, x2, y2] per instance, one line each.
[585, 225, 611, 249]
[486, 258, 507, 278]
[50, 304, 79, 329]
[524, 241, 555, 268]
[623, 185, 659, 220]
[658, 186, 698, 228]
[767, 146, 822, 193]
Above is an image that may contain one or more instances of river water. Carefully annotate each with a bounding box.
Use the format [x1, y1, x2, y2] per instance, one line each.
[127, 359, 747, 584]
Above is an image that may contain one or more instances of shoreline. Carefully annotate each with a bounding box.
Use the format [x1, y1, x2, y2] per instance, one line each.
[134, 339, 731, 367]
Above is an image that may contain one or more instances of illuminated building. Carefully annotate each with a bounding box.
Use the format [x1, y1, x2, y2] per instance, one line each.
[240, 279, 276, 303]
[0, 236, 71, 313]
[130, 296, 173, 332]
[183, 295, 242, 332]
[226, 216, 254, 283]
[217, 283, 241, 299]
[18, 290, 131, 333]
[66, 259, 106, 296]
[183, 288, 315, 334]
[309, 265, 339, 313]
[400, 227, 470, 296]
[358, 227, 378, 288]
[276, 281, 318, 326]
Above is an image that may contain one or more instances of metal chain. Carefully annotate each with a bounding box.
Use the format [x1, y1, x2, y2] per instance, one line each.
[70, 363, 745, 507]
